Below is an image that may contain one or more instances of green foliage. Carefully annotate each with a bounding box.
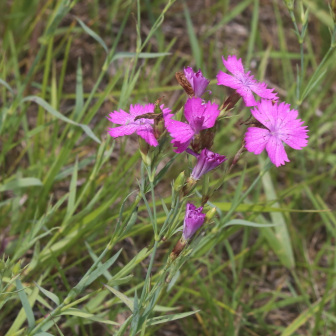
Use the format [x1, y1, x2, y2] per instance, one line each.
[0, 0, 335, 335]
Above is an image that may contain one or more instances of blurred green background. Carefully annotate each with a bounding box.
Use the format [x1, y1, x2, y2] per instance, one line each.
[1, 0, 336, 335]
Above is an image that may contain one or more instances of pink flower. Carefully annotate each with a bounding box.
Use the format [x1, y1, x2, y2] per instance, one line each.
[187, 148, 227, 180]
[217, 55, 278, 107]
[107, 104, 171, 147]
[184, 67, 210, 97]
[245, 99, 309, 167]
[165, 97, 220, 153]
[182, 203, 206, 240]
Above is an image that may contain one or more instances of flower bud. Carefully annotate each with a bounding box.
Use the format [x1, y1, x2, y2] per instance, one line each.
[138, 136, 151, 166]
[12, 261, 21, 275]
[220, 92, 241, 114]
[182, 177, 197, 196]
[204, 207, 217, 224]
[153, 115, 165, 140]
[174, 171, 186, 192]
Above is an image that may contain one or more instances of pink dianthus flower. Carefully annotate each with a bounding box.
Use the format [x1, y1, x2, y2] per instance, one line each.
[107, 103, 171, 147]
[245, 99, 309, 167]
[165, 97, 220, 153]
[217, 55, 278, 107]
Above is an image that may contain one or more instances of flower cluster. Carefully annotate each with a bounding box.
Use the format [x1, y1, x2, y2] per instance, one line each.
[107, 54, 309, 243]
[216, 55, 308, 167]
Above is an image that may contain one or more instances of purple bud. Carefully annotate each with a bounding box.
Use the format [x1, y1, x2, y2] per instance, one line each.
[182, 203, 206, 240]
[184, 67, 210, 98]
[187, 148, 227, 180]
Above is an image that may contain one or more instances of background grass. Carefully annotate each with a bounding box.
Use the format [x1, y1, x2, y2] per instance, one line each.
[1, 0, 336, 335]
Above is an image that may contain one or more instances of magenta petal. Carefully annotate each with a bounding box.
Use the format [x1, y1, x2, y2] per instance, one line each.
[184, 67, 210, 97]
[107, 110, 132, 125]
[236, 86, 257, 107]
[129, 103, 155, 117]
[250, 100, 277, 129]
[280, 125, 309, 150]
[222, 55, 245, 76]
[108, 124, 138, 138]
[201, 101, 220, 129]
[192, 70, 210, 97]
[250, 81, 278, 101]
[165, 118, 195, 143]
[184, 97, 205, 125]
[160, 104, 172, 117]
[216, 71, 241, 90]
[245, 127, 270, 155]
[281, 131, 308, 150]
[136, 125, 158, 147]
[266, 136, 290, 167]
[172, 139, 192, 153]
[190, 148, 226, 180]
[184, 66, 194, 79]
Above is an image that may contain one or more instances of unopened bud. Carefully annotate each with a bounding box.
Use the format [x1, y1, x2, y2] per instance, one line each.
[12, 261, 21, 275]
[205, 207, 217, 224]
[154, 115, 165, 139]
[182, 177, 197, 196]
[220, 92, 241, 113]
[138, 137, 151, 166]
[174, 171, 186, 192]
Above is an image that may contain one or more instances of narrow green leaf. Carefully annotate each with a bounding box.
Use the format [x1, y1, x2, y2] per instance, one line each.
[75, 17, 108, 53]
[85, 242, 113, 281]
[260, 157, 295, 269]
[104, 284, 134, 311]
[34, 282, 60, 306]
[0, 78, 14, 94]
[77, 248, 122, 290]
[0, 177, 43, 192]
[111, 52, 171, 63]
[66, 158, 78, 218]
[224, 219, 278, 228]
[74, 58, 84, 121]
[130, 290, 139, 336]
[146, 310, 199, 326]
[22, 96, 101, 144]
[59, 308, 119, 325]
[15, 279, 35, 329]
